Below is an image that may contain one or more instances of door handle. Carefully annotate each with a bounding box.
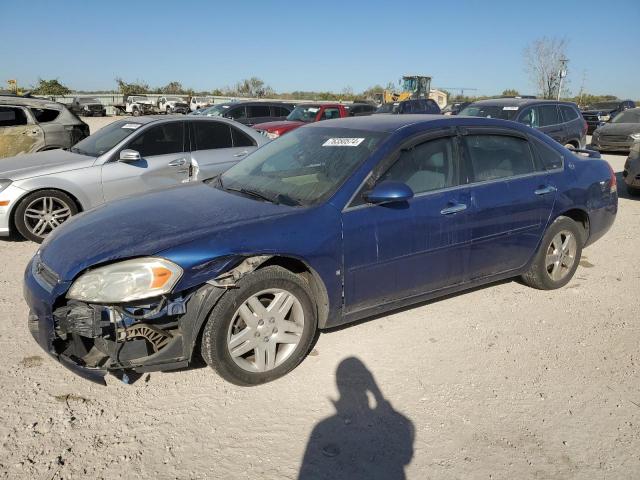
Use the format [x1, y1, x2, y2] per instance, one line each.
[233, 150, 248, 158]
[534, 185, 557, 195]
[440, 203, 467, 215]
[168, 158, 187, 167]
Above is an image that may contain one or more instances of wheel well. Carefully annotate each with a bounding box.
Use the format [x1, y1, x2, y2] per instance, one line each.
[9, 188, 84, 234]
[558, 209, 590, 244]
[259, 256, 330, 328]
[567, 140, 579, 148]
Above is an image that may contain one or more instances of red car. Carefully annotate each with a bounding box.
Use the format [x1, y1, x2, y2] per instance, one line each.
[253, 103, 349, 138]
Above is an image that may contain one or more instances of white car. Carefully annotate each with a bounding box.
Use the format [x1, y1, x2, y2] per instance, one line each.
[190, 96, 215, 112]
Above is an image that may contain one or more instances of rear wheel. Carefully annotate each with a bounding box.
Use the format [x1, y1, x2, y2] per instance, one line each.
[132, 108, 140, 117]
[521, 216, 583, 290]
[201, 266, 317, 386]
[14, 190, 78, 243]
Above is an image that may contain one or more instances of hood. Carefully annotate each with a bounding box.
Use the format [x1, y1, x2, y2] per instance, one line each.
[253, 120, 305, 133]
[0, 149, 95, 181]
[595, 123, 640, 135]
[39, 182, 297, 281]
[583, 108, 616, 115]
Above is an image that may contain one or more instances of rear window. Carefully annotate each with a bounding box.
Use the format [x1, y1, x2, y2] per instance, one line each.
[30, 108, 60, 123]
[248, 105, 270, 117]
[538, 105, 561, 126]
[458, 104, 519, 121]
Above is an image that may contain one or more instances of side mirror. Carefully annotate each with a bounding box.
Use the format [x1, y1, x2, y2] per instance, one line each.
[364, 181, 414, 205]
[119, 149, 141, 162]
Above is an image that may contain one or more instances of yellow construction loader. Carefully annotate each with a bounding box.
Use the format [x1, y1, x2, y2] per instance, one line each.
[382, 75, 432, 103]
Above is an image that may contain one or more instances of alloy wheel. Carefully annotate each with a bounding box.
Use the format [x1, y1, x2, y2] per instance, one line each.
[23, 196, 72, 239]
[545, 230, 577, 281]
[227, 288, 305, 373]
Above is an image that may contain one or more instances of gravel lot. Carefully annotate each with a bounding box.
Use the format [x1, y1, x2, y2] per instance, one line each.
[0, 117, 638, 479]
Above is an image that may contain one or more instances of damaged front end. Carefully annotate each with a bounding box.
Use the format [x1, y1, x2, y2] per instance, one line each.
[50, 295, 191, 384]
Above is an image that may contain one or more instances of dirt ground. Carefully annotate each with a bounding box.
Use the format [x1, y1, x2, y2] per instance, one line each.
[0, 118, 638, 479]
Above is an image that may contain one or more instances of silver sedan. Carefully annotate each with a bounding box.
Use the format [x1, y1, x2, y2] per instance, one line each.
[0, 116, 269, 242]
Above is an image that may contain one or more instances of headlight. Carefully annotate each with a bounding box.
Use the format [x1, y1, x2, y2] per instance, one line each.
[0, 179, 12, 193]
[67, 257, 183, 303]
[598, 114, 610, 121]
[630, 133, 640, 140]
[266, 132, 280, 139]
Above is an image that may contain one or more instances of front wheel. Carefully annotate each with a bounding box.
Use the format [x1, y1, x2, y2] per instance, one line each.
[521, 216, 583, 290]
[132, 108, 140, 117]
[201, 266, 317, 386]
[14, 190, 78, 243]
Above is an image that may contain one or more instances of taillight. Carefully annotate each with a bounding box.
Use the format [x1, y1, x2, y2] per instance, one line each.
[608, 163, 617, 193]
[582, 120, 588, 136]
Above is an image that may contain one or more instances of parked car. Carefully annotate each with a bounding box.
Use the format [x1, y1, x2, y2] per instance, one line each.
[345, 103, 378, 116]
[197, 101, 295, 126]
[0, 96, 89, 159]
[157, 96, 189, 115]
[0, 116, 267, 242]
[442, 102, 470, 116]
[581, 100, 636, 134]
[459, 99, 587, 148]
[591, 107, 640, 152]
[23, 115, 617, 386]
[190, 96, 215, 112]
[623, 140, 640, 196]
[374, 99, 441, 115]
[69, 97, 106, 117]
[113, 95, 155, 116]
[253, 103, 350, 138]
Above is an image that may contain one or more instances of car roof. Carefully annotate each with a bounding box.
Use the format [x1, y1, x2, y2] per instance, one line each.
[306, 114, 532, 133]
[469, 98, 576, 107]
[0, 95, 66, 109]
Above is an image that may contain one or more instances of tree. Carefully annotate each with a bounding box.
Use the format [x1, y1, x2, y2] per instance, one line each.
[502, 89, 520, 97]
[161, 81, 184, 94]
[233, 77, 273, 98]
[115, 77, 150, 97]
[31, 78, 71, 96]
[523, 37, 569, 99]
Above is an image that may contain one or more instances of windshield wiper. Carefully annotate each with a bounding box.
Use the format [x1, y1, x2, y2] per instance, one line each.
[275, 193, 303, 206]
[70, 146, 91, 156]
[224, 186, 277, 204]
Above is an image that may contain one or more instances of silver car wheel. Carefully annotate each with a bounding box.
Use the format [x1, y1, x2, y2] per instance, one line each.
[227, 288, 305, 373]
[545, 230, 577, 281]
[23, 196, 72, 238]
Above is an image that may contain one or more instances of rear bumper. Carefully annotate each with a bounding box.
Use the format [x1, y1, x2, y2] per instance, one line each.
[584, 195, 618, 248]
[623, 157, 640, 188]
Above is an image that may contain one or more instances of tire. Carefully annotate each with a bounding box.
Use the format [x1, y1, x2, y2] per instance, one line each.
[14, 189, 79, 243]
[521, 216, 583, 290]
[132, 108, 140, 117]
[627, 184, 640, 196]
[201, 266, 317, 386]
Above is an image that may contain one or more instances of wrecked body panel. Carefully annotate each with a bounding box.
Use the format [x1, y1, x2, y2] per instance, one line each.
[0, 124, 44, 157]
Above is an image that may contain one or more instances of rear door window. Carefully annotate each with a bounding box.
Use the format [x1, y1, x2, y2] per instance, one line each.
[532, 138, 563, 171]
[0, 106, 28, 126]
[538, 105, 561, 126]
[320, 108, 341, 120]
[193, 121, 233, 149]
[226, 106, 246, 120]
[463, 134, 535, 182]
[248, 105, 270, 118]
[230, 126, 256, 148]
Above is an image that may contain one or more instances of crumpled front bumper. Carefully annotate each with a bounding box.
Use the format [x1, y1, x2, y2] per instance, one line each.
[623, 156, 640, 188]
[23, 257, 226, 385]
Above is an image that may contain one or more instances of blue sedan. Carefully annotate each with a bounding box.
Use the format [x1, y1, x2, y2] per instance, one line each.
[23, 115, 618, 386]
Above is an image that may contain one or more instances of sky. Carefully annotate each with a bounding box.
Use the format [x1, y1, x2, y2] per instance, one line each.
[1, 0, 639, 98]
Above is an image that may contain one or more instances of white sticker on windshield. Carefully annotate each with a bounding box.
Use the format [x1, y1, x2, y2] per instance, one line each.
[307, 108, 319, 113]
[323, 138, 365, 147]
[503, 106, 519, 111]
[122, 123, 141, 129]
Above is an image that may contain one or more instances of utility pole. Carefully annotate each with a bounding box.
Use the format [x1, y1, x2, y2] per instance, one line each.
[557, 56, 568, 101]
[578, 70, 587, 107]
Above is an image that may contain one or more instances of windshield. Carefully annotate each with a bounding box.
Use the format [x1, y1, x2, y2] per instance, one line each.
[286, 106, 320, 122]
[458, 104, 519, 120]
[71, 121, 142, 157]
[376, 103, 400, 114]
[80, 98, 99, 104]
[612, 110, 640, 123]
[201, 105, 228, 117]
[166, 96, 184, 102]
[588, 102, 619, 110]
[219, 127, 388, 206]
[131, 96, 148, 102]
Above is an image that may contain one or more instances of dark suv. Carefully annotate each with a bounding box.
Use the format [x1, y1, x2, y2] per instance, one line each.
[375, 98, 441, 115]
[581, 100, 636, 134]
[460, 99, 587, 148]
[196, 101, 294, 126]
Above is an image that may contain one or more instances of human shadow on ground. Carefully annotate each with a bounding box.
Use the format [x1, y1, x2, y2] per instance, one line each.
[298, 357, 415, 480]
